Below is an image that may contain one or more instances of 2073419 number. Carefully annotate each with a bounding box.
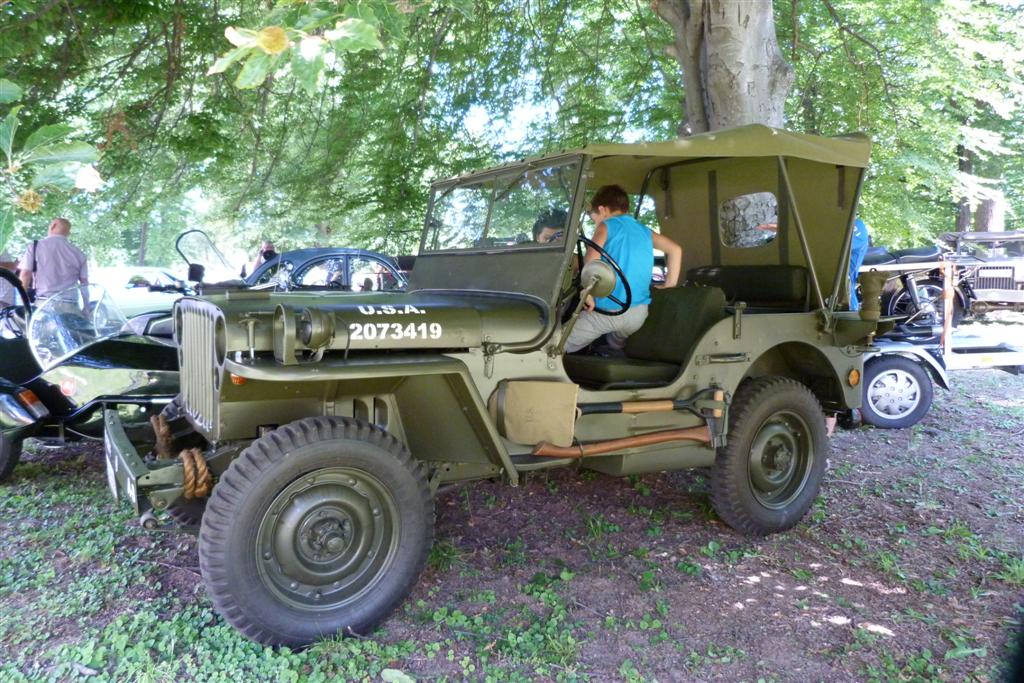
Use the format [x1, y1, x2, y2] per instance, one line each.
[348, 321, 443, 341]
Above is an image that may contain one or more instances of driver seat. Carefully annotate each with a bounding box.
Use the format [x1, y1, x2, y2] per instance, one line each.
[562, 285, 728, 389]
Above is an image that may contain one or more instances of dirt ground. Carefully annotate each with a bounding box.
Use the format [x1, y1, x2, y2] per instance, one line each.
[1, 368, 1022, 681]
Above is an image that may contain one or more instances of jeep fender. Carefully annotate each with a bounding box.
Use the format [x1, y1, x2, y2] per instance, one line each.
[220, 355, 517, 485]
[865, 341, 950, 391]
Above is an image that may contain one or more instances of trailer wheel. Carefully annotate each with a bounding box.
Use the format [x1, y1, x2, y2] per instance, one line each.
[198, 416, 433, 647]
[862, 356, 933, 429]
[0, 434, 22, 482]
[711, 377, 828, 536]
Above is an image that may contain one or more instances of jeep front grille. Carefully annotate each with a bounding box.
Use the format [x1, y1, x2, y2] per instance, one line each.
[174, 299, 227, 435]
[974, 266, 1014, 291]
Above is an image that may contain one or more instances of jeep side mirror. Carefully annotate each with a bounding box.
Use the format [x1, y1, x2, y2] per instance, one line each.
[187, 263, 206, 283]
[553, 260, 620, 355]
[580, 260, 617, 299]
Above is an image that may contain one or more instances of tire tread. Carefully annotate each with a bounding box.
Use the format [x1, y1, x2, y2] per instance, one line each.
[198, 416, 433, 646]
[711, 377, 827, 536]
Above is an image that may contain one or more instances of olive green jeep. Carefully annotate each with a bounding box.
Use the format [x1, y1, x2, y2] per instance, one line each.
[104, 124, 877, 646]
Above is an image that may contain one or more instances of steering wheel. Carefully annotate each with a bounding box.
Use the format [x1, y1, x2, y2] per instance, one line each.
[577, 235, 632, 316]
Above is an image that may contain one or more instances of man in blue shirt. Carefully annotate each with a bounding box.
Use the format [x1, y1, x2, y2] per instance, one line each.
[849, 217, 870, 310]
[565, 185, 682, 353]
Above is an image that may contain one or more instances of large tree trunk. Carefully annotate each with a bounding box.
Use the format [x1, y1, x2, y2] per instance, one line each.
[654, 1, 795, 247]
[974, 191, 1005, 233]
[654, 0, 794, 134]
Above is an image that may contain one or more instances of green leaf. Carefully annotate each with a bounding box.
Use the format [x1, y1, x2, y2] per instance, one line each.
[0, 105, 22, 165]
[325, 18, 384, 53]
[291, 48, 324, 97]
[23, 124, 74, 154]
[943, 645, 986, 660]
[295, 9, 334, 32]
[23, 141, 99, 165]
[31, 162, 80, 191]
[208, 46, 251, 75]
[0, 79, 22, 104]
[234, 51, 275, 89]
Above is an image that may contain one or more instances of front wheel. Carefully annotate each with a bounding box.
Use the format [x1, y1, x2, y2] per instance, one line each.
[711, 377, 828, 536]
[0, 433, 22, 482]
[861, 356, 933, 429]
[198, 417, 434, 647]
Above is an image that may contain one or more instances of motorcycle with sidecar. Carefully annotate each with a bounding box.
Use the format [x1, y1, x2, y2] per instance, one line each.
[0, 268, 178, 481]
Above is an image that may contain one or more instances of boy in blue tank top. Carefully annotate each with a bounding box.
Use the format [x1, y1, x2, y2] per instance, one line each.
[565, 185, 682, 353]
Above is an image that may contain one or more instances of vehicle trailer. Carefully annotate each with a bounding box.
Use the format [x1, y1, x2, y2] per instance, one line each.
[105, 124, 879, 646]
[856, 261, 1023, 429]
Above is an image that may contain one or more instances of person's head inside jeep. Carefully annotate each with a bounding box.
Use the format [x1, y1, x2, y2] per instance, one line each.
[587, 184, 630, 223]
[532, 208, 568, 244]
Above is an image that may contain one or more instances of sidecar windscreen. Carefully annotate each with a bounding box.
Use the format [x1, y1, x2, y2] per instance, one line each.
[28, 284, 127, 371]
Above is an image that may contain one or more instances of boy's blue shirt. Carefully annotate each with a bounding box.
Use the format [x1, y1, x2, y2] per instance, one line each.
[594, 214, 653, 310]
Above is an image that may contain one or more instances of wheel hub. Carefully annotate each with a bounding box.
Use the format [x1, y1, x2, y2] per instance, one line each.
[747, 413, 813, 509]
[300, 511, 354, 560]
[256, 468, 397, 610]
[869, 369, 920, 417]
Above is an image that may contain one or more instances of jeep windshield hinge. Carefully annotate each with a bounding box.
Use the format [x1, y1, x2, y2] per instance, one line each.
[482, 342, 499, 378]
[240, 317, 259, 363]
[732, 302, 746, 339]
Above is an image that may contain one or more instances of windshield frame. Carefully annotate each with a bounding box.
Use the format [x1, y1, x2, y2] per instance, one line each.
[419, 154, 586, 257]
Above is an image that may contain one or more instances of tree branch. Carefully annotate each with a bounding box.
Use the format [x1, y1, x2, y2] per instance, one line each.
[0, 0, 62, 36]
[818, 0, 897, 114]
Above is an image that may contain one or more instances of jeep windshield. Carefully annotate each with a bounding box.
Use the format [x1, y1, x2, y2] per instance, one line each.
[422, 159, 581, 253]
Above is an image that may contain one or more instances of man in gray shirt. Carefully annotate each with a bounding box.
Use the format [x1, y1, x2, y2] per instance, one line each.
[18, 217, 88, 299]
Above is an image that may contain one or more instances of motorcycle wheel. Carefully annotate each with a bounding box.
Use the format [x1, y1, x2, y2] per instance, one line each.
[883, 277, 964, 327]
[0, 433, 23, 482]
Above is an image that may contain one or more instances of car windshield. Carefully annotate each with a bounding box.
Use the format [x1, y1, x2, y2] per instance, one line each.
[28, 284, 127, 370]
[422, 159, 579, 253]
[176, 230, 239, 283]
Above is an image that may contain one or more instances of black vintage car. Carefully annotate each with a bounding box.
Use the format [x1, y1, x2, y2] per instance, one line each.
[246, 247, 407, 291]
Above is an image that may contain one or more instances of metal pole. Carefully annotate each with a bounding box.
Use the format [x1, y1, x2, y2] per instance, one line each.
[941, 261, 953, 362]
[776, 157, 826, 312]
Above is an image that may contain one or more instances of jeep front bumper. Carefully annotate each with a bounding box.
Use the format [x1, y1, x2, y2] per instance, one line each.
[104, 407, 187, 515]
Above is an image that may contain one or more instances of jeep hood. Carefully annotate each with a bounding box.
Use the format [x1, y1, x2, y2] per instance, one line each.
[193, 289, 550, 357]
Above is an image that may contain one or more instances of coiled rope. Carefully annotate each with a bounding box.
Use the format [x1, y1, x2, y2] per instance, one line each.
[179, 447, 212, 499]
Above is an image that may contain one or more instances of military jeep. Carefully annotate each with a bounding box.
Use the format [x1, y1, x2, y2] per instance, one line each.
[104, 124, 877, 646]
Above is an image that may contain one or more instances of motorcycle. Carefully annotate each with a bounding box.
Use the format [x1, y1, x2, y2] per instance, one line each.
[862, 244, 973, 328]
[0, 268, 178, 481]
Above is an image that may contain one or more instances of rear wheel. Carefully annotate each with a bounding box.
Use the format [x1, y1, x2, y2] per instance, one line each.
[198, 416, 433, 647]
[711, 377, 827, 536]
[884, 278, 964, 327]
[861, 356, 933, 429]
[0, 434, 22, 482]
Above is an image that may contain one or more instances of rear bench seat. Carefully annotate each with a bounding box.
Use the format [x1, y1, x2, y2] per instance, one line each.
[563, 285, 727, 389]
[687, 265, 810, 312]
